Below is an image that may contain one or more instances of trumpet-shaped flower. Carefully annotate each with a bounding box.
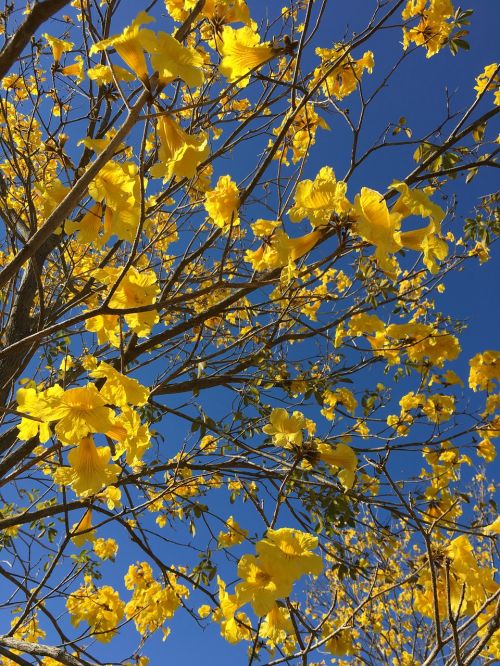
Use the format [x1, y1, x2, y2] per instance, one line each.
[71, 509, 96, 547]
[90, 11, 155, 81]
[263, 408, 306, 449]
[89, 361, 149, 408]
[16, 385, 64, 443]
[317, 441, 358, 490]
[111, 406, 152, 466]
[93, 266, 160, 337]
[353, 187, 403, 274]
[44, 34, 74, 63]
[272, 102, 330, 166]
[469, 350, 500, 392]
[474, 63, 500, 105]
[151, 114, 209, 181]
[146, 32, 205, 88]
[37, 384, 116, 444]
[235, 554, 293, 616]
[219, 26, 275, 86]
[393, 182, 448, 272]
[54, 436, 120, 496]
[218, 516, 248, 548]
[288, 167, 351, 228]
[256, 528, 323, 581]
[245, 226, 321, 272]
[61, 55, 84, 82]
[260, 605, 293, 646]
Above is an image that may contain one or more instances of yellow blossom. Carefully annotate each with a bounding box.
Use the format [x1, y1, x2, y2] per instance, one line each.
[67, 583, 125, 643]
[89, 361, 149, 408]
[469, 351, 500, 391]
[151, 114, 209, 181]
[219, 26, 275, 86]
[353, 188, 403, 275]
[263, 408, 306, 449]
[90, 11, 155, 81]
[54, 436, 120, 497]
[218, 516, 248, 548]
[204, 175, 240, 230]
[147, 32, 206, 88]
[288, 166, 351, 228]
[36, 384, 116, 444]
[71, 509, 96, 547]
[44, 34, 74, 62]
[93, 537, 118, 560]
[256, 528, 323, 582]
[313, 45, 374, 99]
[474, 63, 500, 105]
[402, 0, 455, 57]
[235, 553, 293, 616]
[317, 441, 358, 490]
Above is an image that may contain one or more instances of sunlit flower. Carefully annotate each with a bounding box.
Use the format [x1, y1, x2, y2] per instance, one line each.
[219, 26, 275, 86]
[90, 11, 155, 81]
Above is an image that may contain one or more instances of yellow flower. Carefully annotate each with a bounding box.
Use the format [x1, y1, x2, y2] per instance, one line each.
[90, 11, 155, 81]
[93, 266, 159, 337]
[151, 114, 209, 181]
[219, 26, 275, 86]
[402, 0, 455, 57]
[393, 182, 448, 273]
[87, 63, 136, 85]
[321, 387, 357, 421]
[60, 55, 84, 82]
[204, 175, 240, 230]
[245, 227, 321, 272]
[218, 516, 248, 548]
[71, 509, 96, 547]
[262, 408, 306, 449]
[67, 583, 125, 643]
[422, 394, 455, 423]
[44, 34, 74, 62]
[89, 361, 149, 408]
[256, 528, 323, 581]
[353, 187, 403, 274]
[111, 406, 152, 466]
[313, 45, 374, 99]
[54, 436, 120, 497]
[474, 63, 500, 105]
[16, 385, 63, 443]
[85, 313, 120, 347]
[477, 438, 496, 462]
[260, 605, 293, 646]
[93, 537, 118, 560]
[124, 562, 189, 634]
[288, 166, 351, 227]
[272, 102, 330, 165]
[317, 441, 358, 490]
[98, 485, 122, 510]
[198, 604, 212, 618]
[483, 516, 500, 535]
[235, 553, 293, 616]
[147, 32, 205, 88]
[38, 384, 116, 444]
[469, 351, 500, 391]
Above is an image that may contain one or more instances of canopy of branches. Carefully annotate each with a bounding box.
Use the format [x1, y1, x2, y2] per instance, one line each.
[0, 1, 498, 665]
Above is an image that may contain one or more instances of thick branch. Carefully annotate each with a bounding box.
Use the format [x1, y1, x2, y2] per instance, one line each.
[0, 0, 72, 79]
